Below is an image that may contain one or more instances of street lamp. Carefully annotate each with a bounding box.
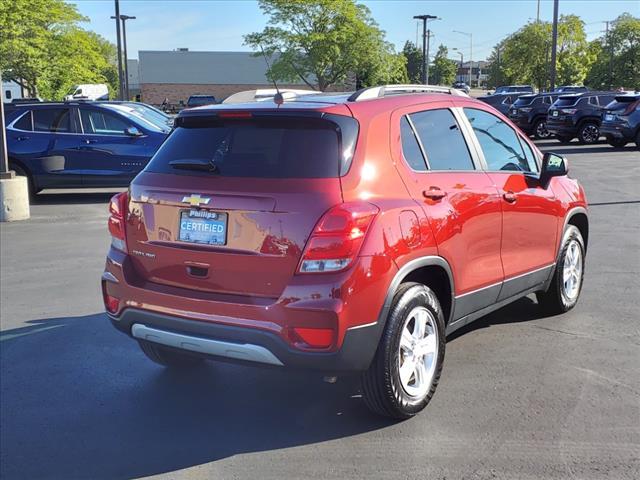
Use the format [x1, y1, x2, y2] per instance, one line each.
[111, 14, 136, 100]
[454, 30, 473, 87]
[414, 15, 439, 84]
[112, 0, 124, 100]
[452, 48, 464, 81]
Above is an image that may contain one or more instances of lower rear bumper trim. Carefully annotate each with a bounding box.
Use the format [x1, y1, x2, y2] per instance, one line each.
[132, 323, 284, 366]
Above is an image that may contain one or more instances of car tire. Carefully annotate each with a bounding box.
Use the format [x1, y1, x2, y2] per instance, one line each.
[578, 122, 600, 144]
[361, 282, 446, 419]
[138, 340, 204, 368]
[635, 130, 640, 149]
[533, 119, 551, 139]
[606, 137, 627, 148]
[556, 135, 573, 144]
[536, 225, 585, 314]
[9, 164, 39, 197]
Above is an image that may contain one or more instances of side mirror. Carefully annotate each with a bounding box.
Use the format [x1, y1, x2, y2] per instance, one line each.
[125, 126, 143, 137]
[539, 152, 568, 187]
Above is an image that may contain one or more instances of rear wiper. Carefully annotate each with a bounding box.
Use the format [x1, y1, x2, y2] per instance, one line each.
[169, 159, 219, 173]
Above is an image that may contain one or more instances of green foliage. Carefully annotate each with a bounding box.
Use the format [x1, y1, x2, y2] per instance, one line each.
[490, 16, 593, 90]
[244, 0, 405, 90]
[0, 0, 118, 99]
[402, 41, 423, 83]
[430, 44, 457, 85]
[585, 13, 640, 90]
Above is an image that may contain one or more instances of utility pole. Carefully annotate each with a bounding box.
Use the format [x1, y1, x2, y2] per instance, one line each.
[454, 30, 473, 87]
[112, 14, 136, 100]
[549, 0, 559, 91]
[414, 15, 438, 84]
[113, 0, 124, 100]
[605, 20, 614, 89]
[425, 29, 433, 84]
[536, 0, 541, 23]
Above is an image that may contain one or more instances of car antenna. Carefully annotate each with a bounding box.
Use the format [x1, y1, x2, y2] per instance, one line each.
[259, 44, 284, 105]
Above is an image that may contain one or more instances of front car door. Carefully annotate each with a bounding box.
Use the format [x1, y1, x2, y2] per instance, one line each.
[459, 106, 561, 300]
[391, 101, 505, 319]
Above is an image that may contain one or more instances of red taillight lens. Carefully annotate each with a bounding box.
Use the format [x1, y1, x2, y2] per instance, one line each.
[298, 202, 379, 273]
[108, 192, 129, 251]
[292, 327, 334, 349]
[103, 292, 120, 314]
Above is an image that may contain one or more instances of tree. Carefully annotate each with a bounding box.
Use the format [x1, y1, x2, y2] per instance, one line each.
[488, 15, 593, 91]
[244, 0, 405, 90]
[402, 41, 423, 84]
[0, 0, 118, 99]
[430, 45, 457, 85]
[585, 13, 640, 90]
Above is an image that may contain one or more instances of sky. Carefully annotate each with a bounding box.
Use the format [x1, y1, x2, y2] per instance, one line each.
[72, 0, 640, 61]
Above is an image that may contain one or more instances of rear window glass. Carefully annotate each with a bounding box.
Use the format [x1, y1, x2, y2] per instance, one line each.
[514, 96, 536, 106]
[13, 111, 32, 131]
[400, 117, 427, 171]
[33, 108, 71, 132]
[145, 116, 343, 178]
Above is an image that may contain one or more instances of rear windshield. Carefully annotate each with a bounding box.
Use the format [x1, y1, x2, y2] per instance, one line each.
[514, 96, 536, 106]
[605, 97, 640, 111]
[145, 115, 349, 178]
[554, 96, 580, 107]
[188, 97, 216, 106]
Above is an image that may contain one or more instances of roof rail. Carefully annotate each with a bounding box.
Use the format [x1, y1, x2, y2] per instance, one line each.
[222, 88, 320, 104]
[348, 84, 468, 102]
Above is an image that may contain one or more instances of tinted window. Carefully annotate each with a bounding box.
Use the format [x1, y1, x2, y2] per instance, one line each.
[81, 109, 131, 135]
[463, 108, 530, 172]
[519, 138, 539, 173]
[514, 96, 536, 106]
[400, 117, 427, 171]
[13, 111, 32, 131]
[598, 95, 615, 106]
[33, 108, 71, 132]
[145, 116, 341, 178]
[555, 97, 579, 107]
[588, 96, 598, 106]
[410, 109, 474, 171]
[4, 90, 11, 100]
[501, 96, 513, 104]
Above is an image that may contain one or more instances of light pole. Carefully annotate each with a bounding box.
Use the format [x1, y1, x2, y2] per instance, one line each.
[112, 14, 136, 100]
[549, 0, 559, 91]
[113, 0, 124, 100]
[452, 48, 464, 82]
[454, 30, 473, 87]
[414, 15, 438, 84]
[0, 70, 10, 179]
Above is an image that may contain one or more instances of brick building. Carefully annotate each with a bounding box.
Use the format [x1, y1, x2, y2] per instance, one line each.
[138, 49, 307, 105]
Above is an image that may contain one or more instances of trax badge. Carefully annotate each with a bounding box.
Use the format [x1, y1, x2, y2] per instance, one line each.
[182, 194, 211, 207]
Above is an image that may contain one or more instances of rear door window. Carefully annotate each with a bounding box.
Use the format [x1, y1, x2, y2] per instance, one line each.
[463, 108, 531, 172]
[33, 108, 71, 133]
[409, 109, 475, 171]
[400, 117, 427, 171]
[145, 115, 345, 178]
[13, 111, 32, 131]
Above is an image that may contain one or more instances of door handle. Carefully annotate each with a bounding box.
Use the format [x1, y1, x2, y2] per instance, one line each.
[503, 191, 517, 203]
[423, 186, 447, 200]
[16, 136, 29, 141]
[83, 139, 97, 144]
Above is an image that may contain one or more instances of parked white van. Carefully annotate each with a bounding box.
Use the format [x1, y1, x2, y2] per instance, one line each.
[2, 81, 23, 103]
[63, 84, 109, 101]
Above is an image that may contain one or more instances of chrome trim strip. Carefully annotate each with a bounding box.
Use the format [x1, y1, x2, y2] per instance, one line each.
[131, 324, 284, 366]
[347, 321, 377, 331]
[503, 263, 556, 283]
[455, 279, 503, 299]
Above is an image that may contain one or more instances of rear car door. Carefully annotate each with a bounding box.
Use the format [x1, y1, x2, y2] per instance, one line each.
[392, 102, 504, 318]
[461, 107, 560, 300]
[76, 106, 152, 186]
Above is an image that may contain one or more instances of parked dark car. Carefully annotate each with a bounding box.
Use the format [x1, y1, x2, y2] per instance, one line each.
[600, 93, 640, 148]
[186, 95, 217, 107]
[451, 81, 470, 94]
[4, 101, 170, 194]
[477, 92, 518, 115]
[508, 92, 560, 139]
[547, 91, 617, 144]
[554, 85, 589, 93]
[492, 85, 535, 95]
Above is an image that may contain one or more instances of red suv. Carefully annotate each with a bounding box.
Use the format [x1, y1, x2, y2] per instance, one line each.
[102, 85, 588, 419]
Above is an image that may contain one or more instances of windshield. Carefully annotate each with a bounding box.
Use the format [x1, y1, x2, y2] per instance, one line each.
[188, 97, 216, 106]
[104, 104, 170, 133]
[145, 116, 344, 178]
[514, 96, 536, 106]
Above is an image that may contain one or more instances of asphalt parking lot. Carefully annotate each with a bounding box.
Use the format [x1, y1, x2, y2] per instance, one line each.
[1, 141, 638, 480]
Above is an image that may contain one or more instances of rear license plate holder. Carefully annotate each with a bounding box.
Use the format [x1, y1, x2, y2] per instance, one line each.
[178, 209, 228, 246]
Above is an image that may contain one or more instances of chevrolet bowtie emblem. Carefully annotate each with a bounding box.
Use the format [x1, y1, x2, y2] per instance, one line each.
[182, 194, 211, 206]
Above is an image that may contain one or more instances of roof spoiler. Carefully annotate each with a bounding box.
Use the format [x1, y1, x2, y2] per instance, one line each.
[348, 84, 469, 102]
[222, 88, 320, 104]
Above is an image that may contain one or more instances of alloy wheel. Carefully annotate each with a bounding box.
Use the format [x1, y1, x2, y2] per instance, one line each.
[398, 306, 439, 398]
[563, 239, 583, 300]
[581, 124, 599, 144]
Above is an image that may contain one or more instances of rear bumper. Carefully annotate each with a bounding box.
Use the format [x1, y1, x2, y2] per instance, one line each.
[103, 247, 397, 372]
[109, 308, 382, 372]
[600, 123, 634, 140]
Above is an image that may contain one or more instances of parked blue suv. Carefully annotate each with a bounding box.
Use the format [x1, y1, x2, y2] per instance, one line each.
[4, 101, 170, 194]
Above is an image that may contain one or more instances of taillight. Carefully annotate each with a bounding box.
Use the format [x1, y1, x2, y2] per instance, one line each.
[560, 108, 577, 114]
[298, 202, 379, 274]
[108, 191, 129, 252]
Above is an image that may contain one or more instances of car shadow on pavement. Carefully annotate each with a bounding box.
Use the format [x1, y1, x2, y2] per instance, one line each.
[31, 191, 123, 206]
[536, 143, 638, 155]
[0, 314, 393, 479]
